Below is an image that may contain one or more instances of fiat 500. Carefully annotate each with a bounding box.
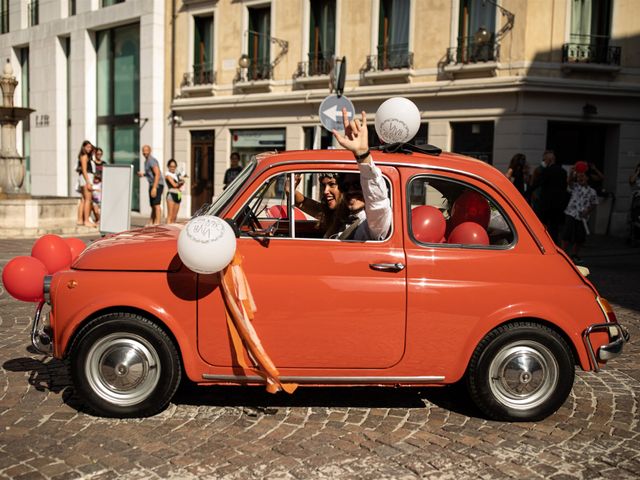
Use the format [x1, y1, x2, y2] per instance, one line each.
[31, 148, 628, 421]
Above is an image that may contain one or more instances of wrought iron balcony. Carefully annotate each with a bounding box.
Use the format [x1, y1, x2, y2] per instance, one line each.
[294, 52, 333, 78]
[447, 38, 499, 64]
[562, 42, 621, 66]
[365, 43, 413, 71]
[235, 61, 273, 83]
[183, 63, 216, 86]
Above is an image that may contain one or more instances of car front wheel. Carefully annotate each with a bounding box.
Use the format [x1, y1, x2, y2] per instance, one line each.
[69, 313, 181, 418]
[466, 322, 575, 422]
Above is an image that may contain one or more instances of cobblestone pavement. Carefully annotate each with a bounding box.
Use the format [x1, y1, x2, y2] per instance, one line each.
[1, 235, 639, 479]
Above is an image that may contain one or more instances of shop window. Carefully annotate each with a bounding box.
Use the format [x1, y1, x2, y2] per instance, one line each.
[408, 176, 513, 247]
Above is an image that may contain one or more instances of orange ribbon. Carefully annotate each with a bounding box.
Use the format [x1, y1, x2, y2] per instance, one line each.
[220, 252, 297, 394]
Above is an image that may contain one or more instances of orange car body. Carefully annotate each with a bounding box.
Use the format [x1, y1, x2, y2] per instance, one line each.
[46, 149, 621, 390]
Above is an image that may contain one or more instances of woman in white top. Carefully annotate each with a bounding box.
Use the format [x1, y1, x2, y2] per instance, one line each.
[165, 159, 185, 223]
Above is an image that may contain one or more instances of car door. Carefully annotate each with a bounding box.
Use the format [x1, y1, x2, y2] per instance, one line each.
[197, 165, 407, 369]
[401, 169, 543, 378]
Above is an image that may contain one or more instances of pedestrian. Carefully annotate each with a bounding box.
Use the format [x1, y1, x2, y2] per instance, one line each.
[530, 150, 567, 243]
[90, 147, 106, 224]
[561, 164, 598, 262]
[505, 153, 531, 200]
[586, 162, 605, 196]
[137, 145, 164, 225]
[165, 159, 184, 224]
[75, 140, 96, 228]
[223, 152, 243, 189]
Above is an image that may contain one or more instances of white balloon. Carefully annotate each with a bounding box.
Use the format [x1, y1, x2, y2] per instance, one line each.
[178, 216, 237, 274]
[374, 97, 421, 144]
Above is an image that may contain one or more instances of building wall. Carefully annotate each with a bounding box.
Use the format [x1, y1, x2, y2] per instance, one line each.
[0, 0, 165, 217]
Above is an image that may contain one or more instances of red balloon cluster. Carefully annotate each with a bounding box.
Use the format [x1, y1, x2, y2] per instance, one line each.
[412, 205, 446, 243]
[2, 235, 86, 303]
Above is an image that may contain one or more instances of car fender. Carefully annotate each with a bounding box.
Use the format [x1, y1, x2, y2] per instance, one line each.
[449, 301, 593, 382]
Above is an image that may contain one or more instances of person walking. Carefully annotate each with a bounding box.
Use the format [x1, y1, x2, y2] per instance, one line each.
[505, 153, 531, 200]
[137, 145, 165, 225]
[223, 152, 243, 189]
[530, 150, 567, 243]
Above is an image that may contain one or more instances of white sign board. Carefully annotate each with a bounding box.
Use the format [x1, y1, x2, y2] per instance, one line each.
[319, 95, 355, 133]
[100, 164, 133, 234]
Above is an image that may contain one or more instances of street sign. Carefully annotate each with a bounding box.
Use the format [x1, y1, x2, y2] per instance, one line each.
[319, 94, 355, 133]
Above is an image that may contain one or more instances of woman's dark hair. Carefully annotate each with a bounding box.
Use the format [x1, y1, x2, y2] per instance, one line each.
[167, 159, 177, 167]
[76, 140, 94, 173]
[508, 153, 527, 174]
[77, 140, 93, 160]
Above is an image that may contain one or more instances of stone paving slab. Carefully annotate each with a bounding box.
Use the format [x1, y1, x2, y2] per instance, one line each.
[1, 235, 639, 479]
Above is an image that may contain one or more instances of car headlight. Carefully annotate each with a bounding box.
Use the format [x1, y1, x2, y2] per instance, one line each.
[43, 275, 52, 304]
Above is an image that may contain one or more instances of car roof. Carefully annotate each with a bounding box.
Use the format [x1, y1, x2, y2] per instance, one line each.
[254, 148, 507, 186]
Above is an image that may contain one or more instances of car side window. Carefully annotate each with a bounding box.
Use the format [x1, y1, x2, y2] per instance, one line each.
[237, 173, 292, 238]
[408, 176, 514, 247]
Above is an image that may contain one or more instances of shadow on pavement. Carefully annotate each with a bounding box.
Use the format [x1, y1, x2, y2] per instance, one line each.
[173, 380, 484, 418]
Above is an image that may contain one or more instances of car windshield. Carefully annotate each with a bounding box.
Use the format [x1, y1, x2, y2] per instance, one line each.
[199, 157, 257, 218]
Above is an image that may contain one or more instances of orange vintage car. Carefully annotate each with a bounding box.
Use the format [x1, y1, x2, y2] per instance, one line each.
[31, 147, 628, 420]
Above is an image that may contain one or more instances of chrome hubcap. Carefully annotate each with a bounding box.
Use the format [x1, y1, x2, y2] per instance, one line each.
[85, 333, 160, 406]
[488, 340, 558, 411]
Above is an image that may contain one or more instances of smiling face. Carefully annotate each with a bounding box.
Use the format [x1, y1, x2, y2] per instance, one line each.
[320, 176, 341, 210]
[168, 161, 177, 173]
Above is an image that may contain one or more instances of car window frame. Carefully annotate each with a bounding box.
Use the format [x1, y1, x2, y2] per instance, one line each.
[233, 168, 396, 243]
[406, 173, 518, 250]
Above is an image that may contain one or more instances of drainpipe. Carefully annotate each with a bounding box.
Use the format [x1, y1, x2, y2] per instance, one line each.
[170, 0, 176, 159]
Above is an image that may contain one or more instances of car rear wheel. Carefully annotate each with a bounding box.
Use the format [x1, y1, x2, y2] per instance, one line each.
[69, 313, 181, 418]
[466, 322, 574, 422]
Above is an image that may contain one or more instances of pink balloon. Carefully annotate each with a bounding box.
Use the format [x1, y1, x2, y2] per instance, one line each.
[448, 222, 489, 246]
[411, 205, 446, 243]
[64, 237, 87, 262]
[2, 256, 48, 302]
[31, 234, 72, 274]
[450, 190, 490, 229]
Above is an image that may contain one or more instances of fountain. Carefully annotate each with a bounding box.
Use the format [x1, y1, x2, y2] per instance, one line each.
[0, 59, 33, 197]
[0, 59, 86, 237]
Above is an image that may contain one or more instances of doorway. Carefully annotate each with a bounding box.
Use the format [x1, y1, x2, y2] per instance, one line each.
[190, 130, 214, 215]
[451, 121, 494, 164]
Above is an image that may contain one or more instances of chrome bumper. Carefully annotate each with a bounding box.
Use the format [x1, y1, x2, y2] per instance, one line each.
[582, 322, 630, 372]
[31, 300, 53, 356]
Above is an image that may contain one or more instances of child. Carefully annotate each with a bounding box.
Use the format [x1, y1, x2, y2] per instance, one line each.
[165, 159, 185, 223]
[560, 161, 598, 262]
[91, 147, 106, 223]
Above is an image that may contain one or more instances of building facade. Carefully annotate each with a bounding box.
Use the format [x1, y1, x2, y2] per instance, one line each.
[0, 0, 165, 213]
[170, 0, 640, 236]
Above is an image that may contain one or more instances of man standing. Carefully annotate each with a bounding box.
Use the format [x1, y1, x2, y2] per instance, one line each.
[223, 152, 243, 189]
[137, 145, 165, 225]
[531, 150, 567, 243]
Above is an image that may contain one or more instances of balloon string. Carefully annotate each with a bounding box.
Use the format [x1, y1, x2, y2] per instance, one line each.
[220, 252, 297, 394]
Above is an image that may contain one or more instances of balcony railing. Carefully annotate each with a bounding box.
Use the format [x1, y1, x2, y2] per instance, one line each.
[447, 39, 499, 64]
[235, 61, 273, 82]
[295, 52, 333, 78]
[365, 43, 413, 71]
[1, 10, 8, 34]
[562, 42, 621, 66]
[183, 63, 215, 86]
[28, 0, 38, 26]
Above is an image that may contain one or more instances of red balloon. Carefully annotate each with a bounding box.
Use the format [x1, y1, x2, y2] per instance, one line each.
[411, 205, 446, 243]
[575, 161, 588, 173]
[450, 190, 490, 229]
[64, 237, 87, 262]
[31, 234, 72, 274]
[448, 222, 490, 246]
[2, 256, 48, 302]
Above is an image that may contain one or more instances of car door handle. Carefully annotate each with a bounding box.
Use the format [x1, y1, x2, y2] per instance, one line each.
[369, 263, 405, 273]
